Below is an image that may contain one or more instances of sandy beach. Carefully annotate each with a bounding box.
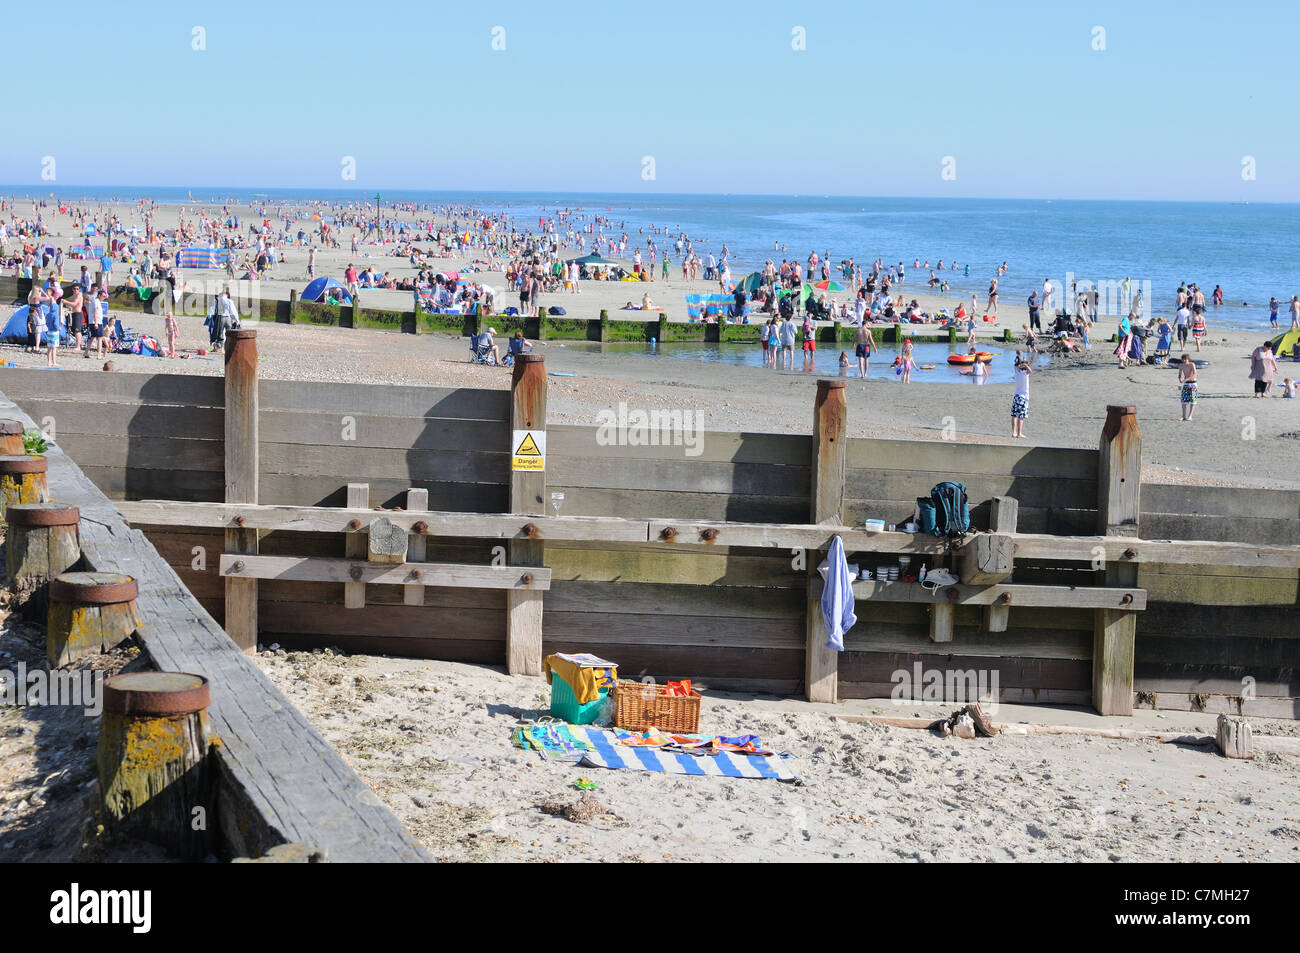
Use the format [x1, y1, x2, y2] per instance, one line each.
[249, 646, 1300, 863]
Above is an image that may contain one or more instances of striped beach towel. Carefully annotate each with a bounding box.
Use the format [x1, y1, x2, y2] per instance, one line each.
[572, 727, 799, 782]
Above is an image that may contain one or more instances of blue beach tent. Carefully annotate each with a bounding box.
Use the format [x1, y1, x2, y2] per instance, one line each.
[301, 276, 352, 303]
[3, 305, 62, 342]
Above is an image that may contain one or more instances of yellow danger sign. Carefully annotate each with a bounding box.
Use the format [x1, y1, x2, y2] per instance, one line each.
[512, 429, 545, 471]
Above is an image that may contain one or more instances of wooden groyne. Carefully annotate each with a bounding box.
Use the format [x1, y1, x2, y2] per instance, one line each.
[1, 355, 1296, 720]
[0, 388, 430, 862]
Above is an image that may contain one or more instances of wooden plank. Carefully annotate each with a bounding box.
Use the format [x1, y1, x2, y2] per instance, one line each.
[344, 483, 368, 609]
[846, 469, 1097, 511]
[844, 624, 1092, 660]
[1132, 692, 1300, 720]
[220, 554, 550, 589]
[259, 443, 509, 485]
[0, 368, 224, 406]
[507, 355, 546, 676]
[550, 488, 809, 522]
[1093, 405, 1142, 716]
[851, 581, 1145, 610]
[261, 410, 509, 453]
[846, 437, 1096, 478]
[5, 400, 224, 442]
[542, 611, 803, 649]
[549, 425, 811, 466]
[259, 475, 508, 512]
[1142, 483, 1300, 521]
[546, 580, 803, 619]
[118, 500, 649, 540]
[839, 651, 1090, 692]
[224, 330, 259, 654]
[404, 488, 428, 606]
[839, 682, 1092, 706]
[549, 456, 808, 498]
[46, 433, 224, 472]
[259, 603, 506, 643]
[259, 379, 509, 420]
[69, 465, 224, 503]
[806, 380, 847, 704]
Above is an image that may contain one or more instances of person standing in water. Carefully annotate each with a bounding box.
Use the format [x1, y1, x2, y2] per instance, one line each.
[854, 323, 873, 378]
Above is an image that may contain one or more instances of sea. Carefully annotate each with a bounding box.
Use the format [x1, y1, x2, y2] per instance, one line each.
[9, 186, 1299, 332]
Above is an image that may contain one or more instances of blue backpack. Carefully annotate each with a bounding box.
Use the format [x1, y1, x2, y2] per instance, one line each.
[930, 482, 970, 539]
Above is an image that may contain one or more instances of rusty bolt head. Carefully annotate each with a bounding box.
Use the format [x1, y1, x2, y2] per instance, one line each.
[231, 560, 245, 573]
[1120, 593, 1134, 606]
[233, 515, 245, 527]
[1122, 547, 1138, 561]
[659, 527, 677, 542]
[999, 591, 1013, 604]
[523, 522, 540, 540]
[347, 519, 361, 531]
[945, 588, 960, 603]
[413, 521, 428, 535]
[349, 565, 363, 581]
[700, 528, 719, 543]
[408, 569, 422, 581]
[521, 572, 534, 586]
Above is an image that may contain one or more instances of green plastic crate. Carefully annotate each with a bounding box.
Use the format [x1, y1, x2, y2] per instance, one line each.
[550, 677, 608, 725]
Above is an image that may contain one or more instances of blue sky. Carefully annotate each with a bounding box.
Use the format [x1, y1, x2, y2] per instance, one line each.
[3, 0, 1296, 201]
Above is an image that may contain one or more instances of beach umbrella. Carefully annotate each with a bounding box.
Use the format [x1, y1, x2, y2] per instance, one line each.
[814, 279, 844, 292]
[568, 253, 622, 267]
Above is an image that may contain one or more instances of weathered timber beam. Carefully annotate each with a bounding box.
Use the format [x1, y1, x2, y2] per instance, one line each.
[218, 554, 550, 590]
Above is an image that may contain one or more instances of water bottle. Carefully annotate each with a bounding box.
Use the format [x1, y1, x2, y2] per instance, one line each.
[919, 564, 927, 583]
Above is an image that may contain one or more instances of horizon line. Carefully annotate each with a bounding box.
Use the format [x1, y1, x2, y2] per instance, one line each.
[0, 184, 1287, 207]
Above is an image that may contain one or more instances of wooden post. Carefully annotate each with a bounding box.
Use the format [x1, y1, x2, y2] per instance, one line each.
[507, 354, 546, 676]
[224, 329, 259, 653]
[47, 572, 141, 666]
[806, 379, 847, 704]
[367, 516, 407, 563]
[957, 534, 1014, 585]
[0, 455, 50, 521]
[97, 672, 214, 861]
[287, 287, 299, 324]
[1215, 714, 1253, 759]
[0, 419, 25, 456]
[1093, 405, 1141, 716]
[404, 488, 428, 606]
[929, 602, 955, 643]
[344, 483, 369, 608]
[983, 496, 1018, 632]
[5, 503, 80, 618]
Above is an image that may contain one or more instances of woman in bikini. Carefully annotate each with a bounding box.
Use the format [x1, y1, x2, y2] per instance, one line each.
[987, 278, 999, 318]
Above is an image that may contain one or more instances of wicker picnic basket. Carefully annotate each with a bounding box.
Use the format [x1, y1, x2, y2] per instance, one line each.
[614, 680, 701, 733]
